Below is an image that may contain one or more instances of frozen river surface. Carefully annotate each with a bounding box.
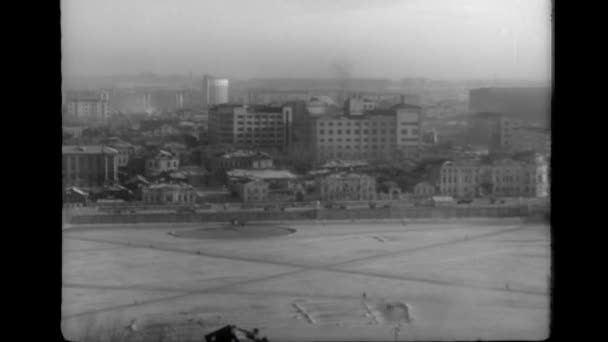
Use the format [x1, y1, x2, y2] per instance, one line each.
[62, 218, 550, 341]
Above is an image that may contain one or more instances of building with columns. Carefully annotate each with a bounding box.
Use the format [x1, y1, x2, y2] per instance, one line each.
[62, 145, 119, 188]
[438, 154, 549, 199]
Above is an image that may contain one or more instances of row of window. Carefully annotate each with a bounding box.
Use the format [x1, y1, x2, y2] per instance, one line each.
[319, 129, 396, 135]
[318, 137, 416, 143]
[237, 128, 282, 132]
[320, 137, 388, 142]
[144, 193, 196, 202]
[236, 121, 283, 125]
[318, 121, 391, 127]
[442, 176, 478, 184]
[148, 160, 177, 169]
[319, 145, 393, 150]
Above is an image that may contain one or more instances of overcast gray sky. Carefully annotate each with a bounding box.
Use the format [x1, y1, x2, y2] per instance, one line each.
[61, 0, 551, 81]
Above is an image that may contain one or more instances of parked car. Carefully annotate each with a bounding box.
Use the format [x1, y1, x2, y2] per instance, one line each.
[457, 198, 473, 204]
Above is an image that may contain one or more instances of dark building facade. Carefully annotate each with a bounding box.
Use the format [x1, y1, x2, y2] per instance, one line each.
[469, 87, 551, 126]
[62, 145, 119, 188]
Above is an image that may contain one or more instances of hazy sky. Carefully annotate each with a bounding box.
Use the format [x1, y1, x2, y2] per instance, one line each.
[62, 0, 552, 81]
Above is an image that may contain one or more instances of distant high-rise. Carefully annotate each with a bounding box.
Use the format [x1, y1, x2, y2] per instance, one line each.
[469, 87, 551, 126]
[202, 75, 229, 108]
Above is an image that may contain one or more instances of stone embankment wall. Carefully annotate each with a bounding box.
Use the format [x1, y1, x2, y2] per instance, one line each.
[67, 205, 548, 225]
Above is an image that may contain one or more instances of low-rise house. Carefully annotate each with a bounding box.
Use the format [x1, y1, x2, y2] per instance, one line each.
[139, 120, 181, 138]
[123, 175, 150, 200]
[162, 142, 191, 165]
[63, 187, 89, 206]
[234, 180, 270, 203]
[317, 172, 376, 202]
[174, 166, 209, 187]
[227, 169, 297, 190]
[431, 195, 455, 207]
[210, 150, 274, 172]
[227, 168, 299, 202]
[413, 181, 436, 198]
[142, 183, 197, 204]
[377, 181, 402, 200]
[145, 150, 179, 178]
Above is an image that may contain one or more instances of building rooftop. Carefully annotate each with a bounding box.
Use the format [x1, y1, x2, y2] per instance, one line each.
[149, 150, 175, 159]
[249, 104, 284, 113]
[219, 150, 271, 159]
[147, 182, 194, 190]
[227, 169, 297, 180]
[69, 98, 105, 103]
[391, 103, 423, 110]
[325, 172, 373, 179]
[176, 166, 208, 176]
[62, 145, 119, 155]
[321, 160, 368, 169]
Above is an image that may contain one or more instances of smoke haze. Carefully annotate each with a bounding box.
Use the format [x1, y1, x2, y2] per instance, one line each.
[62, 0, 551, 82]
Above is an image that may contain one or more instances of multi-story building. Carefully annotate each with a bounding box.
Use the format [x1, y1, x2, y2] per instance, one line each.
[467, 112, 525, 153]
[438, 159, 480, 198]
[66, 98, 111, 123]
[208, 104, 293, 152]
[202, 75, 229, 108]
[317, 172, 376, 201]
[284, 100, 313, 157]
[145, 150, 180, 177]
[312, 100, 422, 164]
[344, 96, 377, 116]
[62, 145, 119, 188]
[141, 183, 197, 204]
[469, 87, 551, 127]
[508, 126, 551, 154]
[438, 154, 549, 198]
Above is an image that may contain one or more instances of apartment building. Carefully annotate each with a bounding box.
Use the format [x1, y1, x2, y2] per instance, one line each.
[312, 102, 422, 164]
[508, 126, 551, 154]
[66, 98, 111, 123]
[208, 104, 292, 152]
[467, 112, 525, 152]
